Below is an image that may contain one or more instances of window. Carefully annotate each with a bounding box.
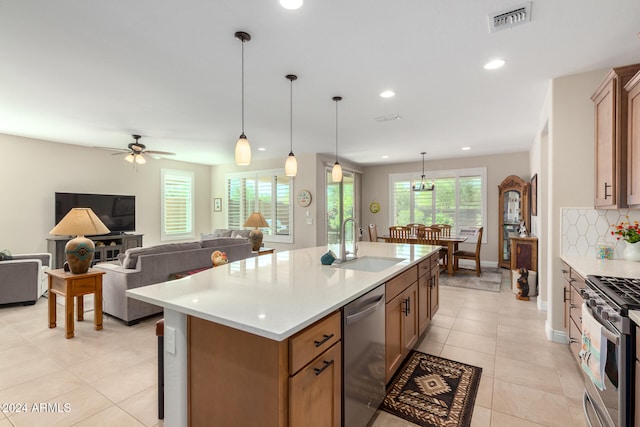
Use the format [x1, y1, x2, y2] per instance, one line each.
[226, 169, 293, 243]
[326, 168, 356, 246]
[161, 169, 195, 241]
[389, 167, 486, 242]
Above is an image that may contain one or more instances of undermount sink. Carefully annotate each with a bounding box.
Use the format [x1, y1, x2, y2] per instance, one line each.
[332, 256, 405, 273]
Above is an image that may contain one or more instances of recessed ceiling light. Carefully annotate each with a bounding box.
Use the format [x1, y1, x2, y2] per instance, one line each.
[257, 147, 267, 151]
[380, 90, 395, 98]
[382, 155, 389, 159]
[484, 59, 506, 70]
[280, 0, 303, 10]
[461, 146, 471, 151]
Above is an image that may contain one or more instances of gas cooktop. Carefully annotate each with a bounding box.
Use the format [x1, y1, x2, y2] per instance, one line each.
[587, 275, 640, 312]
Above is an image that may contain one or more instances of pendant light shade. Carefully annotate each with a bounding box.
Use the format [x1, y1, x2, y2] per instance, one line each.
[332, 96, 343, 182]
[285, 74, 298, 177]
[235, 31, 252, 166]
[413, 151, 435, 191]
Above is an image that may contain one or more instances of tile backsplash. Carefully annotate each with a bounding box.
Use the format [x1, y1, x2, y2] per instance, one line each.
[561, 208, 640, 258]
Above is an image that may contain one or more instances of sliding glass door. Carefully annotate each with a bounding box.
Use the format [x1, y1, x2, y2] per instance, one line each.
[326, 169, 355, 247]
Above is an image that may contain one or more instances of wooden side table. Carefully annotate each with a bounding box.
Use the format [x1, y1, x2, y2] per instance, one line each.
[46, 268, 105, 339]
[253, 247, 275, 257]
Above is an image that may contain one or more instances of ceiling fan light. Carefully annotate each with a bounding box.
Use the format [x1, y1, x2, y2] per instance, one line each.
[235, 135, 251, 166]
[332, 162, 343, 182]
[280, 0, 303, 10]
[125, 153, 135, 163]
[285, 152, 297, 177]
[135, 154, 146, 165]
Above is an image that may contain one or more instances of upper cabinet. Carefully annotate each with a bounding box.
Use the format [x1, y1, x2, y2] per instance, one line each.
[625, 70, 640, 208]
[592, 63, 640, 209]
[498, 175, 530, 269]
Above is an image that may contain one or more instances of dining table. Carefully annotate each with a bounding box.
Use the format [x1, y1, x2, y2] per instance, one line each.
[378, 234, 468, 276]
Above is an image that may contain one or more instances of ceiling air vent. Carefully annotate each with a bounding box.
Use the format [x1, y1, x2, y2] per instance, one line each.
[488, 2, 531, 33]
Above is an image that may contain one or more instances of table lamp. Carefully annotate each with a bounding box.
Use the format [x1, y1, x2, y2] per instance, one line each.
[243, 212, 269, 251]
[50, 208, 111, 274]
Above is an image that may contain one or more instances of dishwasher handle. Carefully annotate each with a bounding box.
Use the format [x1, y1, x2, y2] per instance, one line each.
[346, 295, 385, 326]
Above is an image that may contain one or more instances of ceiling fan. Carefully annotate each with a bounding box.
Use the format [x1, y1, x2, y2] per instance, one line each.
[107, 134, 176, 165]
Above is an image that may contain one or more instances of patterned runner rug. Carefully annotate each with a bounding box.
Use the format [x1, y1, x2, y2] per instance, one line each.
[381, 350, 482, 427]
[439, 268, 504, 292]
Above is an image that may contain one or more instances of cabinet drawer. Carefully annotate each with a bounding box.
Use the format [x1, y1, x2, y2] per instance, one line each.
[418, 258, 431, 278]
[636, 326, 640, 359]
[570, 286, 583, 327]
[569, 318, 582, 364]
[386, 266, 418, 301]
[430, 253, 439, 270]
[70, 277, 99, 294]
[570, 270, 586, 291]
[289, 311, 341, 375]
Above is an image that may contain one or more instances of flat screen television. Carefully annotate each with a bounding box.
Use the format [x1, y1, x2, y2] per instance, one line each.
[55, 192, 136, 234]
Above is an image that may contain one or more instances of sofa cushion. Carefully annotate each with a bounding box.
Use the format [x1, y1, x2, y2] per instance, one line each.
[231, 230, 251, 238]
[212, 229, 233, 237]
[122, 242, 202, 269]
[201, 237, 248, 248]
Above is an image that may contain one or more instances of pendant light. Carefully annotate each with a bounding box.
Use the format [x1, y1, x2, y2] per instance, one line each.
[332, 96, 343, 182]
[284, 74, 298, 177]
[413, 151, 434, 191]
[234, 31, 252, 166]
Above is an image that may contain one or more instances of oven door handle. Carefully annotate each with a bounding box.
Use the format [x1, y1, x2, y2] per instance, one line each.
[600, 324, 620, 346]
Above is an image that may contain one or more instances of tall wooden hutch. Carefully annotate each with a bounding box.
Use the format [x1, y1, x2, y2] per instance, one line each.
[498, 175, 530, 269]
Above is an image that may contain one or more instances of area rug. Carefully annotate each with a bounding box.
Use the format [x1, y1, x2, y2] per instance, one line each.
[439, 268, 503, 292]
[381, 350, 482, 427]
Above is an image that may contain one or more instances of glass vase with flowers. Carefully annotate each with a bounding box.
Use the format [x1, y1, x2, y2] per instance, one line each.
[611, 218, 640, 261]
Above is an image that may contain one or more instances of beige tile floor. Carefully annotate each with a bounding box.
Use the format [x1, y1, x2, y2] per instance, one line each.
[0, 272, 586, 427]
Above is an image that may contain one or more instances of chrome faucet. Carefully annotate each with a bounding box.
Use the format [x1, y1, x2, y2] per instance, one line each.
[338, 217, 360, 262]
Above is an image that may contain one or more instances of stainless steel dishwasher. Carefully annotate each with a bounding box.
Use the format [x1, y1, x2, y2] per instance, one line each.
[343, 284, 386, 427]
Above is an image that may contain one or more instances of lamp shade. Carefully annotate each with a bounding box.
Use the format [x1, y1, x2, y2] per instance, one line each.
[285, 152, 298, 177]
[243, 212, 268, 251]
[50, 208, 111, 236]
[50, 208, 110, 274]
[235, 135, 251, 166]
[332, 162, 343, 182]
[243, 212, 269, 228]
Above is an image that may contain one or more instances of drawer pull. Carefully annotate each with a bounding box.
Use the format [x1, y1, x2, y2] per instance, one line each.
[570, 304, 577, 309]
[569, 338, 579, 344]
[314, 334, 334, 348]
[314, 359, 334, 376]
[561, 269, 568, 274]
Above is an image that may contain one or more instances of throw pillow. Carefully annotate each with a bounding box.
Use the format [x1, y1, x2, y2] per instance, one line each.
[0, 249, 13, 261]
[231, 230, 251, 238]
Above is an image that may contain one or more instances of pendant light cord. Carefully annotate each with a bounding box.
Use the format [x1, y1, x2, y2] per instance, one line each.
[241, 39, 245, 135]
[290, 78, 293, 153]
[335, 99, 339, 163]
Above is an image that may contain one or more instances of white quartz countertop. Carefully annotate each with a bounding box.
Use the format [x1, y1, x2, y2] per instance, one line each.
[560, 254, 640, 279]
[126, 242, 439, 341]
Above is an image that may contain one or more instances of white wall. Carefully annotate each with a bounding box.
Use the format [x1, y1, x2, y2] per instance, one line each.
[0, 133, 211, 254]
[361, 152, 530, 264]
[541, 68, 609, 342]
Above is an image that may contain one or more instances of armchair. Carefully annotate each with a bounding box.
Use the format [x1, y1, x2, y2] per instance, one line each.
[0, 253, 51, 305]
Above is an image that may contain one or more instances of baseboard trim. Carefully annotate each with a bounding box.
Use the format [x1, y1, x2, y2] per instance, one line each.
[545, 320, 569, 344]
[537, 298, 547, 311]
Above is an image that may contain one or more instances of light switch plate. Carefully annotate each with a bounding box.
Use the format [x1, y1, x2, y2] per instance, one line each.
[165, 326, 176, 355]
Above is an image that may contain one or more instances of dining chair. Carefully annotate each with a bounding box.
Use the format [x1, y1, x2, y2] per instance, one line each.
[431, 224, 452, 268]
[416, 226, 447, 267]
[406, 223, 425, 235]
[388, 226, 411, 243]
[368, 224, 379, 242]
[432, 224, 452, 237]
[453, 226, 483, 276]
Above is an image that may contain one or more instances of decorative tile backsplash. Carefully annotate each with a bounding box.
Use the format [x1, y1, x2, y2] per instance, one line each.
[561, 208, 640, 258]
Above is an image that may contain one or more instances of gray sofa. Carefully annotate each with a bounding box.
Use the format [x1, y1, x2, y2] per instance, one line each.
[0, 253, 51, 306]
[95, 237, 252, 325]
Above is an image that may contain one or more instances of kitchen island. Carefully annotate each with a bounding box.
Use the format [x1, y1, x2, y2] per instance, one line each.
[127, 242, 440, 426]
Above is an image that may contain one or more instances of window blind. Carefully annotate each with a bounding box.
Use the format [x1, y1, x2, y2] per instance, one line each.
[161, 169, 194, 240]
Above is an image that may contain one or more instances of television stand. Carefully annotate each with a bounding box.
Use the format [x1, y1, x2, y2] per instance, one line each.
[47, 233, 143, 269]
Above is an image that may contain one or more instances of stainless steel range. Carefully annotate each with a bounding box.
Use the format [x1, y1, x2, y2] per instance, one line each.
[582, 275, 639, 427]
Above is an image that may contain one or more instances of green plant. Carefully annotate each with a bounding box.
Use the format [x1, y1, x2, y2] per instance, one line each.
[611, 217, 640, 244]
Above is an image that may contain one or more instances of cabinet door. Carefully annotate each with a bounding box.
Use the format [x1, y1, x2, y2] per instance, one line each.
[385, 293, 404, 383]
[402, 283, 419, 354]
[418, 272, 430, 336]
[628, 76, 640, 207]
[429, 270, 439, 318]
[290, 342, 342, 427]
[594, 78, 617, 207]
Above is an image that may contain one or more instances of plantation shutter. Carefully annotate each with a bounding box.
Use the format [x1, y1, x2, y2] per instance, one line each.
[161, 169, 194, 240]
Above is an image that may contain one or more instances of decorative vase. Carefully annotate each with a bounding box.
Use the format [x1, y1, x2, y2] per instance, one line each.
[623, 241, 640, 262]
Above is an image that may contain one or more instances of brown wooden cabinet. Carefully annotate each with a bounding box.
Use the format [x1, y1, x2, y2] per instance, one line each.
[561, 261, 586, 363]
[625, 70, 640, 208]
[429, 256, 439, 318]
[385, 265, 419, 383]
[498, 175, 530, 269]
[47, 233, 143, 268]
[592, 63, 640, 208]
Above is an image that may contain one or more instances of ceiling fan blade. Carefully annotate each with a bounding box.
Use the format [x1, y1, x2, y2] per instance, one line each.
[94, 146, 129, 153]
[145, 150, 176, 156]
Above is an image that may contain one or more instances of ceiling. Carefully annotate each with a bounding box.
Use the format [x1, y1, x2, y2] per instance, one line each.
[1, 1, 639, 167]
